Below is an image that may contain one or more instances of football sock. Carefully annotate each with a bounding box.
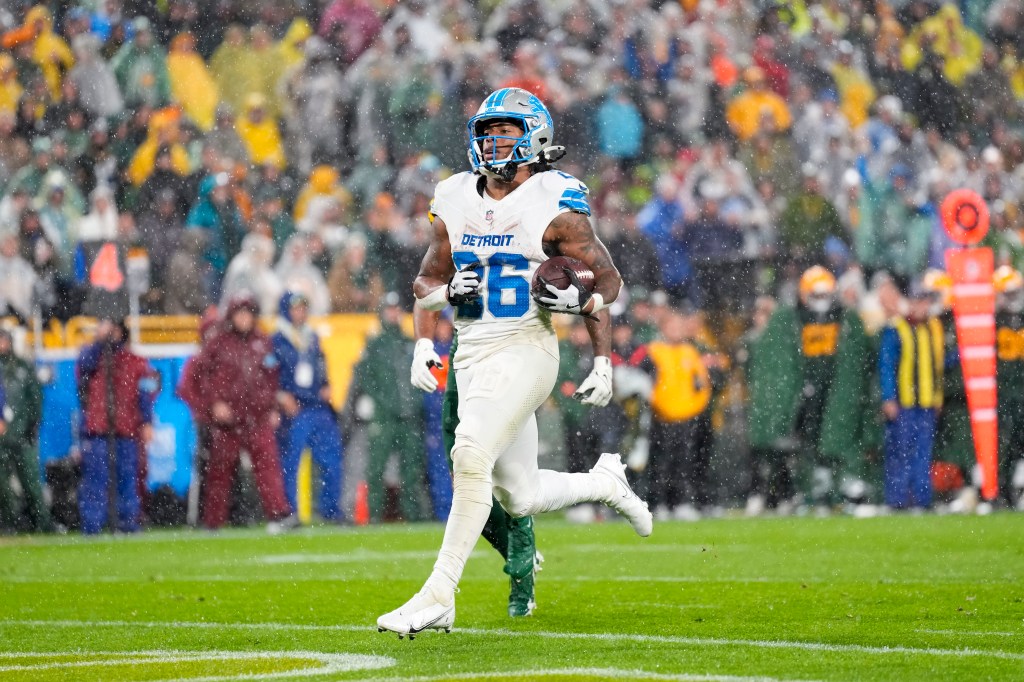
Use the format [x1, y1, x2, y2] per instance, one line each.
[526, 470, 617, 515]
[425, 444, 493, 604]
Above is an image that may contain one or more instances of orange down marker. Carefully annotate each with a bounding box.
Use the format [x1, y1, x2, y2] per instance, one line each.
[942, 189, 998, 500]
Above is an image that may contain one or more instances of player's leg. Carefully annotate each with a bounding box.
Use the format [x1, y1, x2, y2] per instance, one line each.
[377, 345, 558, 635]
[491, 402, 652, 535]
[442, 361, 509, 557]
[492, 417, 543, 616]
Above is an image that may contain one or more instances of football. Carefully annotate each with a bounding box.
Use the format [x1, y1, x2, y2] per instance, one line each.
[531, 255, 596, 300]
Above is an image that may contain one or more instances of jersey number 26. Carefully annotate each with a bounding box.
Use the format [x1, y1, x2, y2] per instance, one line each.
[452, 251, 530, 319]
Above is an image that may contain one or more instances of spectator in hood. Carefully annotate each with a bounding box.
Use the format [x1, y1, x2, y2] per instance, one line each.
[221, 233, 282, 316]
[68, 33, 124, 119]
[111, 17, 171, 108]
[186, 172, 246, 304]
[185, 293, 297, 532]
[272, 291, 344, 523]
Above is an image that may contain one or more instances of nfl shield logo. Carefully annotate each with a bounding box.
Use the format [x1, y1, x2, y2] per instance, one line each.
[485, 209, 494, 224]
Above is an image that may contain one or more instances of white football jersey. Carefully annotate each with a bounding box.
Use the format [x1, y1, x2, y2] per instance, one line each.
[429, 169, 591, 368]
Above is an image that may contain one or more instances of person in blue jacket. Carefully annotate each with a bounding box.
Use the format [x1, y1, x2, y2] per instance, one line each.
[878, 282, 946, 510]
[272, 291, 344, 523]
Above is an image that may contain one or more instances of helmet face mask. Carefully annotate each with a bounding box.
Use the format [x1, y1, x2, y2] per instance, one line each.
[805, 291, 834, 314]
[468, 88, 555, 181]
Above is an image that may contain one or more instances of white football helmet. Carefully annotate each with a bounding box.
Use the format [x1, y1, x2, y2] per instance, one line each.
[467, 87, 562, 181]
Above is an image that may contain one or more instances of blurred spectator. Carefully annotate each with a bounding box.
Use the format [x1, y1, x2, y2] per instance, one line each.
[726, 66, 792, 142]
[272, 291, 344, 523]
[163, 229, 205, 315]
[185, 294, 296, 531]
[166, 32, 218, 132]
[349, 292, 427, 522]
[637, 175, 689, 301]
[75, 316, 158, 534]
[994, 267, 1024, 507]
[283, 36, 345, 173]
[0, 232, 39, 321]
[0, 327, 52, 533]
[318, 0, 382, 66]
[856, 163, 933, 286]
[600, 193, 662, 294]
[778, 167, 847, 269]
[221, 233, 281, 316]
[210, 25, 260, 115]
[186, 172, 245, 304]
[111, 17, 170, 109]
[596, 82, 644, 166]
[235, 93, 286, 170]
[76, 185, 118, 242]
[631, 307, 718, 520]
[275, 234, 330, 316]
[68, 33, 123, 118]
[327, 232, 382, 312]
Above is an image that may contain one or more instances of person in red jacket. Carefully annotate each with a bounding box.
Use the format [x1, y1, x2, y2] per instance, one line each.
[77, 317, 158, 534]
[187, 293, 296, 531]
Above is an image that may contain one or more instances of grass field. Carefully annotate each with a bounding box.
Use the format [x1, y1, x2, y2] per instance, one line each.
[1, 513, 1023, 681]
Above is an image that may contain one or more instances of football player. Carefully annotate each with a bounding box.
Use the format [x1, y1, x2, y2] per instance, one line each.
[412, 307, 541, 618]
[377, 88, 652, 637]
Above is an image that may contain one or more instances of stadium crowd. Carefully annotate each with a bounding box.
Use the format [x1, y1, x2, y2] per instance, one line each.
[2, 0, 1024, 533]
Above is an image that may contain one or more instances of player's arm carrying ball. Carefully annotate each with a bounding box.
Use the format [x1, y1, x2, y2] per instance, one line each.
[542, 210, 622, 407]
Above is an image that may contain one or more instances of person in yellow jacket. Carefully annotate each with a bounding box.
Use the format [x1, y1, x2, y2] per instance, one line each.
[879, 280, 945, 510]
[2, 6, 73, 101]
[236, 92, 286, 169]
[278, 18, 313, 72]
[167, 33, 219, 132]
[725, 66, 792, 142]
[901, 4, 982, 86]
[293, 165, 352, 222]
[629, 306, 723, 520]
[0, 54, 22, 115]
[127, 107, 192, 186]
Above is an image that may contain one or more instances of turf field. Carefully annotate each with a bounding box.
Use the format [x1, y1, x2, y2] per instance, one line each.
[1, 514, 1022, 681]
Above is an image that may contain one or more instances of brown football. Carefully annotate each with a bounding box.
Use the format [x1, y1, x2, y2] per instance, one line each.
[531, 255, 595, 300]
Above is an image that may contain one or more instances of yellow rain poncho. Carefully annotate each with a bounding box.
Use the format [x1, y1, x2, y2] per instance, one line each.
[830, 63, 877, 129]
[293, 166, 352, 221]
[167, 33, 219, 131]
[0, 53, 22, 115]
[128, 107, 192, 186]
[19, 6, 73, 99]
[278, 18, 312, 70]
[235, 93, 286, 169]
[901, 4, 982, 86]
[210, 25, 261, 114]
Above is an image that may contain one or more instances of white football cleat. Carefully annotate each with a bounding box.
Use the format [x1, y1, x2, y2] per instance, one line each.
[376, 588, 455, 639]
[591, 453, 653, 537]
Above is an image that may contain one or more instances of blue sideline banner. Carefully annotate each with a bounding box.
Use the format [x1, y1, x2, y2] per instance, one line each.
[37, 348, 197, 497]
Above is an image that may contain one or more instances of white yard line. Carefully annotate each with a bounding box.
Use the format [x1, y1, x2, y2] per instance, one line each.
[0, 650, 394, 680]
[346, 668, 812, 682]
[3, 619, 1023, 661]
[916, 629, 1023, 637]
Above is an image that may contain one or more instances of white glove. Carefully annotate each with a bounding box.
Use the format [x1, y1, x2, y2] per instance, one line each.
[411, 338, 442, 392]
[447, 267, 481, 304]
[536, 266, 595, 315]
[573, 356, 613, 406]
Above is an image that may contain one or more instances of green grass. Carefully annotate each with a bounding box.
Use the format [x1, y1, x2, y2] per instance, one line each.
[1, 514, 1023, 681]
